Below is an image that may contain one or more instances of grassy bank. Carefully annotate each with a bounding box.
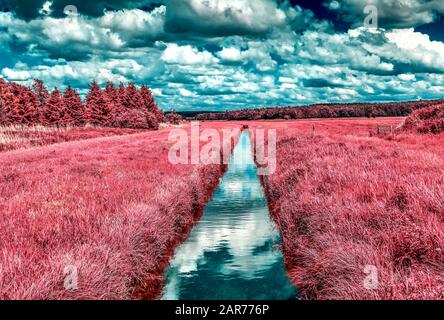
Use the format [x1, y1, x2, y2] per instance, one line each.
[0, 125, 145, 153]
[0, 123, 240, 299]
[251, 119, 444, 299]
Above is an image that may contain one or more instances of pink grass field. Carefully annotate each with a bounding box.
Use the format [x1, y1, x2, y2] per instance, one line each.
[0, 122, 240, 299]
[249, 118, 444, 299]
[2, 117, 444, 300]
[0, 125, 145, 153]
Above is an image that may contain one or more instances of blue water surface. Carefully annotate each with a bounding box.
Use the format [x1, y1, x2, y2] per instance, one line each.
[161, 132, 298, 300]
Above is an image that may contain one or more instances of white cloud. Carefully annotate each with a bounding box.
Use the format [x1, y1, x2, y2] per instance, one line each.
[216, 41, 279, 71]
[297, 29, 395, 73]
[278, 77, 294, 83]
[1, 3, 444, 111]
[165, 0, 289, 35]
[99, 7, 166, 41]
[241, 43, 277, 71]
[179, 88, 197, 97]
[398, 74, 416, 81]
[151, 88, 163, 96]
[0, 9, 166, 59]
[39, 1, 53, 16]
[363, 28, 444, 72]
[0, 58, 157, 88]
[217, 47, 242, 62]
[326, 0, 444, 28]
[332, 88, 358, 96]
[161, 44, 219, 65]
[1, 68, 32, 81]
[280, 82, 297, 89]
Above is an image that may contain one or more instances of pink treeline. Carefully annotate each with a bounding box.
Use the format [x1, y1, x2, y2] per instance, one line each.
[0, 78, 164, 129]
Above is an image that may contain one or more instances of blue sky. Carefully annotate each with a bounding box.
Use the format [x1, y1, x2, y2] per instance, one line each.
[0, 0, 443, 111]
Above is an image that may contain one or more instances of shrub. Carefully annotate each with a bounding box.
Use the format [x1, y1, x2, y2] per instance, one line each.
[146, 112, 160, 130]
[403, 104, 444, 134]
[113, 109, 159, 130]
[165, 110, 182, 125]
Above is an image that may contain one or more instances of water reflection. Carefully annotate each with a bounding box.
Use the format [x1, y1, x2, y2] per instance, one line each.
[161, 132, 298, 300]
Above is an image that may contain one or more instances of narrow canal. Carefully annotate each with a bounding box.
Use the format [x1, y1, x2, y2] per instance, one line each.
[161, 132, 298, 300]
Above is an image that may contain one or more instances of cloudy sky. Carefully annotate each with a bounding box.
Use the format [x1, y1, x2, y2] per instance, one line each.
[0, 0, 443, 111]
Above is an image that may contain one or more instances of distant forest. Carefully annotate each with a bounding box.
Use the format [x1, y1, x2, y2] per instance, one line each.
[187, 100, 444, 121]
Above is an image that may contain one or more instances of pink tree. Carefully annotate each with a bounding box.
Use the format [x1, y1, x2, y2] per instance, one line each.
[42, 88, 65, 126]
[19, 88, 40, 125]
[32, 79, 49, 119]
[104, 82, 119, 122]
[0, 81, 19, 125]
[63, 86, 84, 126]
[124, 82, 142, 109]
[139, 85, 164, 122]
[85, 81, 113, 126]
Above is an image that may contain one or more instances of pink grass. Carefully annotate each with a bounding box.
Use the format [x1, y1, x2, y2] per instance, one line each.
[0, 122, 240, 299]
[0, 125, 144, 153]
[250, 118, 444, 299]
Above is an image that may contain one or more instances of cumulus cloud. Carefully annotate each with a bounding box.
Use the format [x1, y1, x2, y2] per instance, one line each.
[161, 44, 219, 65]
[217, 47, 243, 63]
[0, 8, 167, 60]
[1, 1, 443, 111]
[164, 0, 288, 36]
[1, 56, 164, 90]
[178, 88, 197, 97]
[2, 67, 31, 81]
[354, 27, 444, 73]
[398, 73, 416, 81]
[6, 0, 156, 20]
[326, 0, 444, 28]
[296, 29, 395, 74]
[98, 6, 166, 46]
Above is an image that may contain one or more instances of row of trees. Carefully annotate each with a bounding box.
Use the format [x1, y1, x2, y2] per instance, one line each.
[193, 100, 444, 121]
[0, 78, 166, 129]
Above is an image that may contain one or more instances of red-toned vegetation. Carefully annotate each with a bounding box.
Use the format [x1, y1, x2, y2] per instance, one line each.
[0, 122, 241, 299]
[0, 125, 144, 153]
[0, 78, 164, 129]
[403, 104, 444, 134]
[251, 119, 444, 299]
[193, 100, 443, 121]
[164, 110, 183, 125]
